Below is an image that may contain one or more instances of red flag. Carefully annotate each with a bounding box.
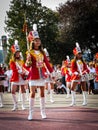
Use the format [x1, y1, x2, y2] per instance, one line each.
[22, 21, 28, 33]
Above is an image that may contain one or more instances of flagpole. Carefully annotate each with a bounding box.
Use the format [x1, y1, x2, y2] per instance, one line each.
[23, 12, 30, 51]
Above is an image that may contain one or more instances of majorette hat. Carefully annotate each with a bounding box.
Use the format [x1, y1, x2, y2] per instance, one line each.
[65, 55, 70, 65]
[27, 24, 39, 43]
[44, 48, 49, 57]
[11, 40, 20, 53]
[73, 42, 81, 55]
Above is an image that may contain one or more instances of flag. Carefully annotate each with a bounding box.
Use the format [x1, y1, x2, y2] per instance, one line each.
[22, 21, 28, 33]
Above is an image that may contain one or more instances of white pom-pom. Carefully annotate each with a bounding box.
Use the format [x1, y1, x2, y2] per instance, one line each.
[14, 40, 18, 45]
[76, 42, 79, 47]
[33, 24, 37, 31]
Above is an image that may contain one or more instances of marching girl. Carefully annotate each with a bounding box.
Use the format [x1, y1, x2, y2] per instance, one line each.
[26, 24, 53, 120]
[10, 40, 27, 111]
[70, 43, 89, 106]
[64, 56, 71, 98]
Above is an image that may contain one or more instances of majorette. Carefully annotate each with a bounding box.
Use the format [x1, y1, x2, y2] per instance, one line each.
[26, 24, 53, 121]
[71, 42, 89, 82]
[10, 40, 27, 111]
[70, 42, 89, 107]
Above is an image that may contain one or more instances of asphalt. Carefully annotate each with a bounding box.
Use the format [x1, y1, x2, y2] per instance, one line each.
[0, 92, 98, 130]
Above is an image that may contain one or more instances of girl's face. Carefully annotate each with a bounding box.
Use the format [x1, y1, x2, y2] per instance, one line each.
[76, 53, 82, 59]
[15, 51, 20, 59]
[33, 38, 41, 49]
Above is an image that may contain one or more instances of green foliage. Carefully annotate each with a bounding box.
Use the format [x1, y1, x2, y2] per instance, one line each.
[5, 0, 59, 64]
[57, 0, 98, 55]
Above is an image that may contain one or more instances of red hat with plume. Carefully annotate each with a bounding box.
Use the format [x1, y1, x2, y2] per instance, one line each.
[27, 24, 39, 43]
[73, 42, 81, 55]
[11, 40, 20, 53]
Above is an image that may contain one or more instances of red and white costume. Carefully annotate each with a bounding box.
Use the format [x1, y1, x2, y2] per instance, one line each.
[27, 50, 53, 87]
[10, 40, 27, 111]
[71, 59, 89, 82]
[10, 59, 28, 85]
[70, 42, 89, 106]
[27, 24, 53, 121]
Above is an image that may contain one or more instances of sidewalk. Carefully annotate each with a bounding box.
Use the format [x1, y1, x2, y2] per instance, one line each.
[0, 93, 98, 130]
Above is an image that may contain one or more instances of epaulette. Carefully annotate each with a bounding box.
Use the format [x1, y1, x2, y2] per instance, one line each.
[9, 59, 14, 63]
[71, 59, 75, 63]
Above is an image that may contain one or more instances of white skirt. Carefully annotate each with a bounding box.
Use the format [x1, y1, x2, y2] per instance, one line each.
[29, 79, 45, 87]
[11, 76, 28, 86]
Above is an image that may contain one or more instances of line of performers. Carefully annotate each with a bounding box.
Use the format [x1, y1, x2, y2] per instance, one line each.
[0, 25, 98, 121]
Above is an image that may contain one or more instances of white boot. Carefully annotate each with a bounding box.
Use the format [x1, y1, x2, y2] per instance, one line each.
[66, 88, 70, 98]
[21, 93, 26, 110]
[0, 92, 4, 108]
[40, 97, 47, 119]
[12, 94, 18, 111]
[82, 91, 87, 106]
[70, 91, 76, 106]
[26, 89, 29, 101]
[28, 98, 34, 121]
[50, 89, 54, 103]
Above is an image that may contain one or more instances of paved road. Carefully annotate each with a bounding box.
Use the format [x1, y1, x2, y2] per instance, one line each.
[0, 93, 98, 130]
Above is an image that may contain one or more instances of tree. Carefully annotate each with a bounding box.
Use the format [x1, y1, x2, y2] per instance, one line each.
[57, 0, 98, 55]
[5, 0, 59, 64]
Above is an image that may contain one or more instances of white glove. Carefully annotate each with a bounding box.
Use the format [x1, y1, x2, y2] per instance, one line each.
[74, 71, 79, 75]
[25, 71, 29, 75]
[18, 69, 22, 74]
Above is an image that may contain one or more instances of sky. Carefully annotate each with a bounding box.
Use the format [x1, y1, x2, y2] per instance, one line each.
[0, 0, 66, 39]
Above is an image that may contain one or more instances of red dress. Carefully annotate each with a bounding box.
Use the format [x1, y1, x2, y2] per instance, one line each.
[71, 59, 89, 82]
[26, 50, 53, 86]
[10, 59, 28, 85]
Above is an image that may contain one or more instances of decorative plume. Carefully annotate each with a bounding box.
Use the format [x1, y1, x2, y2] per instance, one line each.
[66, 55, 70, 63]
[33, 24, 37, 31]
[76, 42, 79, 48]
[14, 40, 18, 45]
[66, 56, 70, 62]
